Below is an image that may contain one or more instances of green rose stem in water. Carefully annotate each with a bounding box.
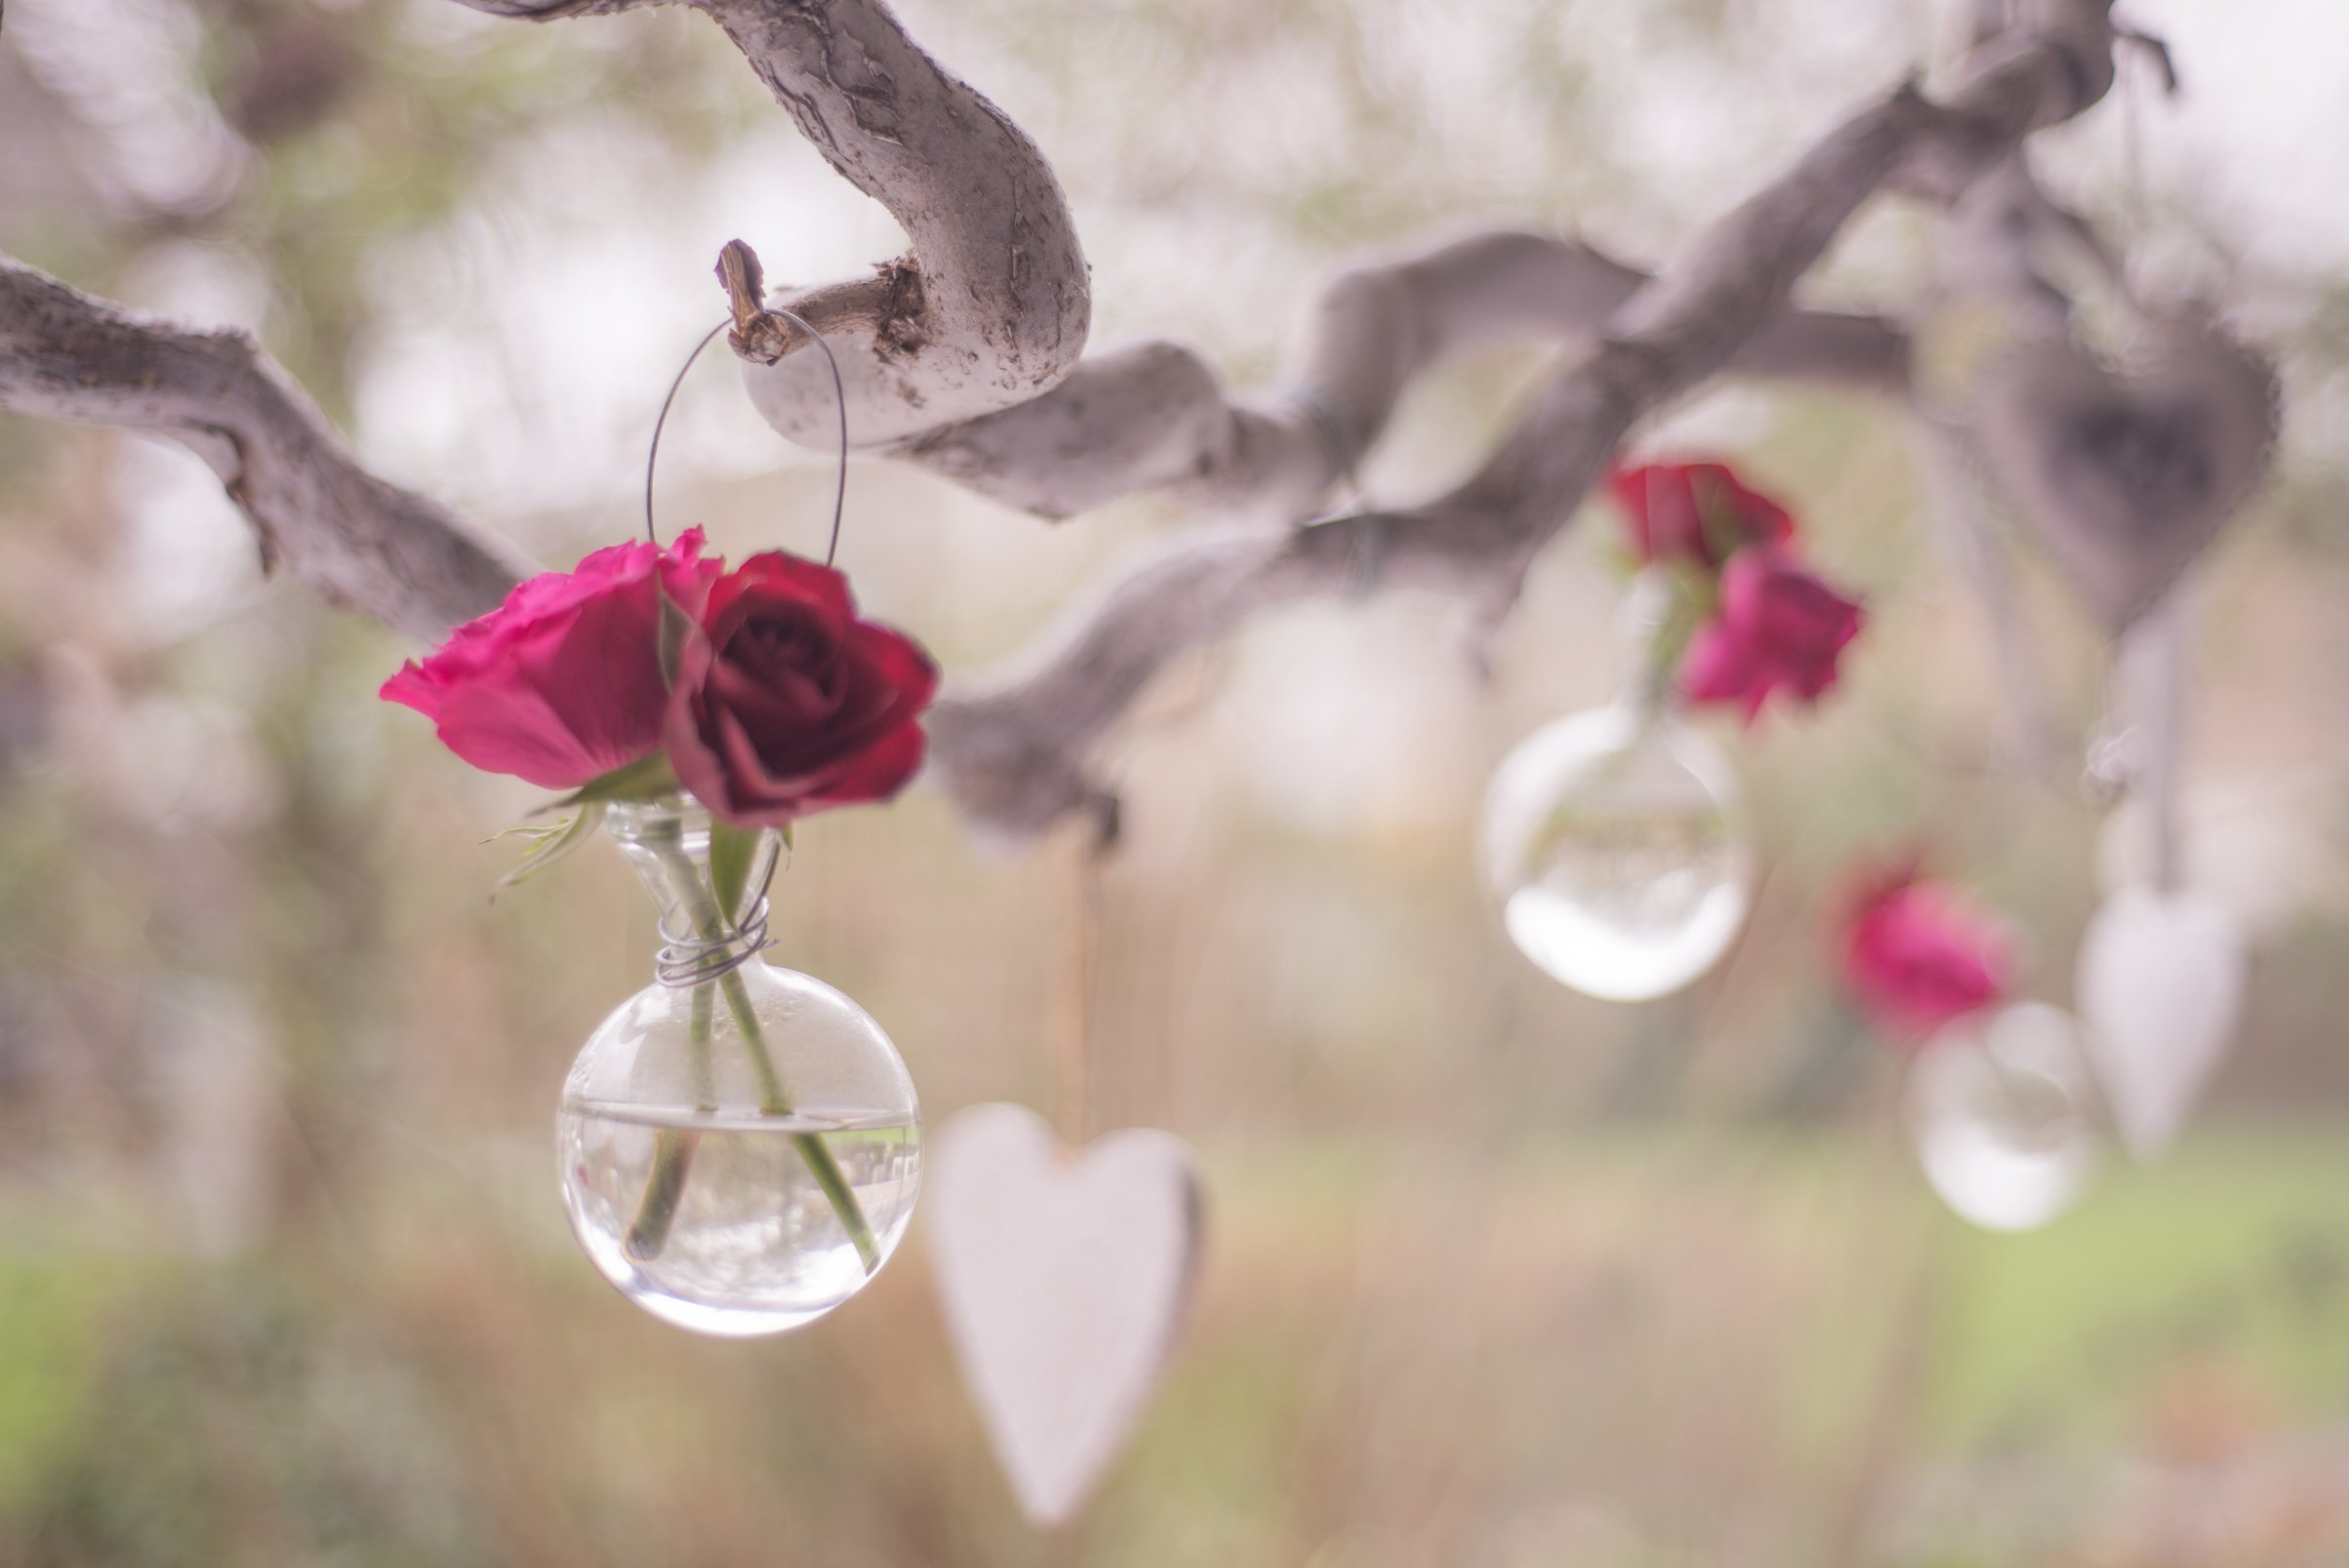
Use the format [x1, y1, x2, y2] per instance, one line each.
[621, 824, 880, 1271]
[622, 979, 712, 1261]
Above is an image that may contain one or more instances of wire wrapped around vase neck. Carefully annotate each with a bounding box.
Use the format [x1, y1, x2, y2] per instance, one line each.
[654, 893, 777, 988]
[603, 800, 785, 990]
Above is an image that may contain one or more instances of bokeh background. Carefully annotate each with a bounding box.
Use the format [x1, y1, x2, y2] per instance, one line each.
[4, 1, 2349, 1563]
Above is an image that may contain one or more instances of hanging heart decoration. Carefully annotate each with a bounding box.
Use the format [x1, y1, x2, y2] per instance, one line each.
[2076, 884, 2248, 1159]
[1973, 314, 2278, 633]
[927, 1103, 1204, 1527]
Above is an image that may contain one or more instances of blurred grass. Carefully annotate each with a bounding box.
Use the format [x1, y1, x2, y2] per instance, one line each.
[1925, 1129, 2349, 1455]
[0, 1255, 122, 1519]
[0, 1126, 2342, 1564]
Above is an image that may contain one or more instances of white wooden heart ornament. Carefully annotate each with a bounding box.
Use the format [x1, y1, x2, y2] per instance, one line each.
[1975, 316, 2277, 632]
[2076, 885, 2248, 1159]
[927, 1103, 1203, 1526]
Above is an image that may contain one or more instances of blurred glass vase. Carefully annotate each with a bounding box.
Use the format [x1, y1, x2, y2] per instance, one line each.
[557, 799, 922, 1336]
[1480, 576, 1753, 1002]
[1907, 1002, 2100, 1232]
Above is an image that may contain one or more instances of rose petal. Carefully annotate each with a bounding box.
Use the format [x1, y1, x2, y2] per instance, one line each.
[1839, 872, 2013, 1041]
[1608, 460, 1799, 567]
[702, 550, 858, 631]
[381, 529, 715, 786]
[800, 719, 927, 810]
[663, 548, 937, 826]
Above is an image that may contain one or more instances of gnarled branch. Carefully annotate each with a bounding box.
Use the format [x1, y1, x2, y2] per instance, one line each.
[894, 229, 1909, 526]
[450, 0, 1093, 447]
[1, 0, 2131, 847]
[929, 4, 2124, 837]
[0, 258, 525, 643]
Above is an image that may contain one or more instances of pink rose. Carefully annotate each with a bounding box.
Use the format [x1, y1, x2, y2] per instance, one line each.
[1679, 545, 1863, 721]
[1608, 461, 1795, 568]
[665, 551, 937, 827]
[382, 529, 720, 789]
[1840, 865, 2012, 1040]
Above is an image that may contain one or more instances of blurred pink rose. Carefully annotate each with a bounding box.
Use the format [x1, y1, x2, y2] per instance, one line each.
[1840, 865, 2012, 1041]
[1607, 460, 1795, 568]
[382, 529, 720, 789]
[1680, 545, 1863, 721]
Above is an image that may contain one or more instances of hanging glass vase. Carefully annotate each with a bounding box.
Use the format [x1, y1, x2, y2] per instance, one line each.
[557, 799, 922, 1336]
[1479, 571, 1754, 1001]
[1907, 1002, 2100, 1232]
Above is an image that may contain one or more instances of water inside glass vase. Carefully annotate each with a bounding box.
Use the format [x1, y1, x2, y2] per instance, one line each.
[556, 799, 922, 1336]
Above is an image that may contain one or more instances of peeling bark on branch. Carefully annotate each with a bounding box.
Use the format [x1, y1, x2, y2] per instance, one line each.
[450, 0, 1091, 444]
[449, 0, 1094, 446]
[0, 259, 526, 643]
[705, 0, 1089, 445]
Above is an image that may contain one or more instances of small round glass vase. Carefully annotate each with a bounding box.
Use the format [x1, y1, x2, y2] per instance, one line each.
[1479, 571, 1753, 1002]
[1907, 1003, 2100, 1233]
[557, 799, 921, 1337]
[1480, 705, 1752, 1002]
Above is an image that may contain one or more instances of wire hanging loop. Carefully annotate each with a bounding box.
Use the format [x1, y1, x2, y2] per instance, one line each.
[641, 238, 853, 567]
[655, 895, 776, 989]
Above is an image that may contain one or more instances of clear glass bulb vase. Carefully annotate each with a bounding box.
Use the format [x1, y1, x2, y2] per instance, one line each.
[557, 799, 921, 1336]
[1479, 571, 1754, 1001]
[1907, 1003, 2100, 1233]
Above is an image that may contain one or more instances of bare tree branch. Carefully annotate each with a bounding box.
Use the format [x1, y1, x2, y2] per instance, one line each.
[0, 258, 527, 643]
[448, 0, 1093, 447]
[645, 1, 1908, 528]
[930, 4, 2125, 838]
[894, 230, 1909, 526]
[0, 0, 2131, 848]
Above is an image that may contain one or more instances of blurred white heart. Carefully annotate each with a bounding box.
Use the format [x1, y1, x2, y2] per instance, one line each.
[2076, 886, 2247, 1159]
[927, 1104, 1202, 1527]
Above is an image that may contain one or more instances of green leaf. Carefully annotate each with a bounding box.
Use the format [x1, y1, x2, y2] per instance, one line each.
[536, 751, 680, 815]
[708, 817, 759, 926]
[489, 801, 605, 903]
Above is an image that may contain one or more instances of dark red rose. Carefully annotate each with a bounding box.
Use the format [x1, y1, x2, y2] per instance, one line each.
[665, 551, 937, 826]
[381, 529, 719, 789]
[1608, 460, 1796, 568]
[1839, 864, 2013, 1041]
[1679, 544, 1864, 721]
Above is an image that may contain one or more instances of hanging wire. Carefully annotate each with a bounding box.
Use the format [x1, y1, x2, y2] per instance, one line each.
[1052, 834, 1112, 1146]
[643, 306, 853, 566]
[644, 322, 724, 548]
